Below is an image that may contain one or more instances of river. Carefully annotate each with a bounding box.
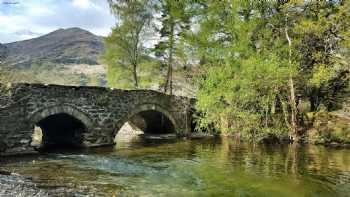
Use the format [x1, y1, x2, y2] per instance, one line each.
[1, 137, 350, 197]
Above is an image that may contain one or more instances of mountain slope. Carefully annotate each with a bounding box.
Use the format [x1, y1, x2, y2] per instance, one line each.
[3, 28, 104, 67]
[0, 44, 7, 62]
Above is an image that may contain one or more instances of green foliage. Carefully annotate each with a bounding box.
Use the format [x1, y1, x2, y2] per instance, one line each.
[196, 53, 292, 139]
[106, 57, 163, 89]
[190, 0, 349, 140]
[189, 1, 292, 139]
[106, 62, 134, 89]
[103, 0, 154, 88]
[289, 1, 350, 110]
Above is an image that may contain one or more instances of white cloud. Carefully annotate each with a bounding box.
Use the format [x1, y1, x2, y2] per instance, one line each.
[72, 0, 93, 10]
[26, 3, 54, 16]
[0, 0, 115, 43]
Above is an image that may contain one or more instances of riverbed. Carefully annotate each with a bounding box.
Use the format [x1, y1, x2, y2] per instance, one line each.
[1, 137, 350, 196]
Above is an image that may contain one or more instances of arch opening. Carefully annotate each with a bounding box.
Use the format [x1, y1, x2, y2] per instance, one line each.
[33, 113, 87, 150]
[115, 109, 176, 145]
[132, 110, 175, 134]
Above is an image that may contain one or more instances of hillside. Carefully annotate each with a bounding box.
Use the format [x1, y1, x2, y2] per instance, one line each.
[0, 28, 107, 86]
[0, 44, 7, 62]
[2, 28, 104, 67]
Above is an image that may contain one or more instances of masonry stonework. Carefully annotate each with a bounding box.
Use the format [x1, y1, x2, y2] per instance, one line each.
[0, 83, 195, 155]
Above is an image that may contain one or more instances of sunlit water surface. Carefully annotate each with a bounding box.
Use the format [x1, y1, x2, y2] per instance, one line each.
[1, 137, 350, 197]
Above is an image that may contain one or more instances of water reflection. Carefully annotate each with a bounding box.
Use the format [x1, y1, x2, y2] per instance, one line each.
[1, 138, 350, 196]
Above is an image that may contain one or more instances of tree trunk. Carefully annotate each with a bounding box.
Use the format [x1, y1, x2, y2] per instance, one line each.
[169, 60, 173, 95]
[289, 77, 298, 139]
[132, 63, 138, 88]
[164, 61, 172, 93]
[164, 18, 174, 95]
[285, 26, 298, 141]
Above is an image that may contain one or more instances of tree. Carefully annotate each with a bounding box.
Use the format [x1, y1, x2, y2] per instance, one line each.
[103, 0, 153, 88]
[290, 1, 350, 111]
[154, 0, 191, 94]
[191, 0, 350, 141]
[188, 1, 295, 139]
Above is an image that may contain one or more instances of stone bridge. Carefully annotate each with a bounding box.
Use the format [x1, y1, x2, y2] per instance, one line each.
[0, 83, 195, 155]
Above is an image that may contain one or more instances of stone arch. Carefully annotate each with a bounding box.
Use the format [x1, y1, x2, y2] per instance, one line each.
[114, 103, 178, 136]
[30, 105, 93, 129]
[29, 105, 93, 149]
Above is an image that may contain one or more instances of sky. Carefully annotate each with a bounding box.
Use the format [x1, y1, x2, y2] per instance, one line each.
[0, 0, 116, 43]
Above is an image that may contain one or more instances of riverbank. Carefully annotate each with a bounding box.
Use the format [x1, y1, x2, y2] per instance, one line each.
[208, 111, 350, 148]
[306, 111, 350, 147]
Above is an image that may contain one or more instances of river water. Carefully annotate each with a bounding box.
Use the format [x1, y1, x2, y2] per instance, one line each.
[1, 137, 350, 197]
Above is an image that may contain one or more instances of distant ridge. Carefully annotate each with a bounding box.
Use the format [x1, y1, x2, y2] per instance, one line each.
[1, 27, 104, 67]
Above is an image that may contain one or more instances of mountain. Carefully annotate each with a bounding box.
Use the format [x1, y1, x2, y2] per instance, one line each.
[2, 28, 104, 67]
[0, 28, 107, 87]
[0, 44, 7, 62]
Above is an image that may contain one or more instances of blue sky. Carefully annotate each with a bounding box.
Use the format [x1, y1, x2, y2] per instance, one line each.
[0, 0, 116, 43]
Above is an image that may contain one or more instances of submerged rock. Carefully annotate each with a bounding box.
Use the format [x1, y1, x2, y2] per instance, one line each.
[0, 171, 91, 197]
[187, 132, 215, 139]
[0, 172, 49, 197]
[326, 142, 342, 148]
[259, 133, 281, 144]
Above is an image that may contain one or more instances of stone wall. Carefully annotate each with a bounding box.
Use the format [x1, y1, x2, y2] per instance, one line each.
[0, 83, 194, 155]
